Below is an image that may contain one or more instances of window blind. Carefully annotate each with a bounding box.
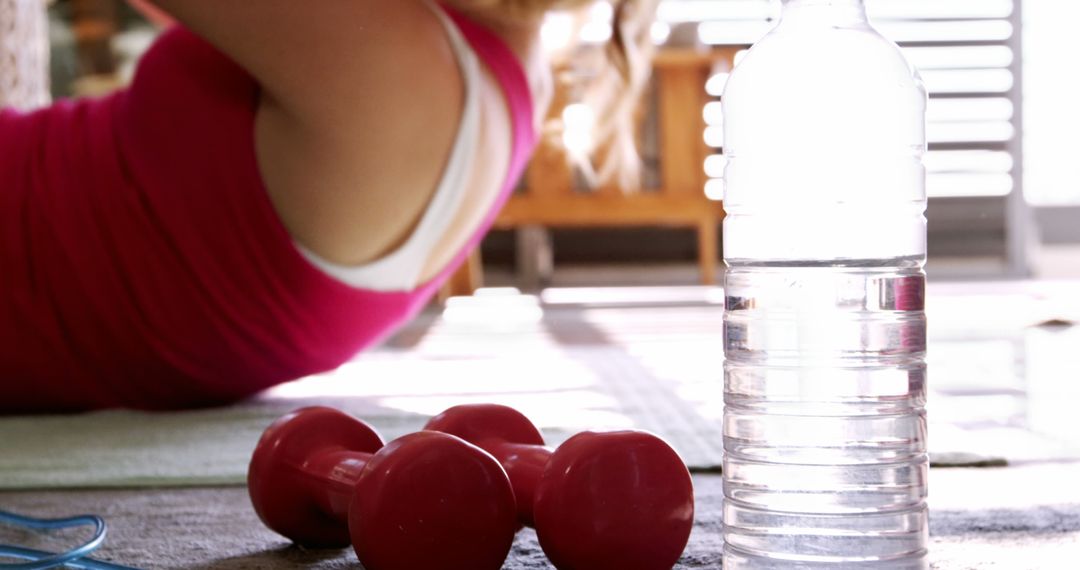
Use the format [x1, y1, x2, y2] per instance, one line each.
[657, 0, 1021, 200]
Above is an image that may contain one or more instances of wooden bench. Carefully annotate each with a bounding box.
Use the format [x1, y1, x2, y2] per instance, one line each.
[441, 47, 738, 298]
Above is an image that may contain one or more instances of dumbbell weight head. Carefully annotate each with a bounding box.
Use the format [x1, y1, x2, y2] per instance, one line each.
[424, 404, 547, 524]
[534, 430, 695, 570]
[349, 431, 518, 570]
[248, 406, 383, 547]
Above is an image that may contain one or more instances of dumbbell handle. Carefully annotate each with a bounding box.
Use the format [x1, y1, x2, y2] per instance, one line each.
[479, 441, 553, 526]
[296, 450, 373, 523]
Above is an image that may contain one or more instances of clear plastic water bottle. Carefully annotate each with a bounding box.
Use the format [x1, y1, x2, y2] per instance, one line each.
[720, 0, 929, 567]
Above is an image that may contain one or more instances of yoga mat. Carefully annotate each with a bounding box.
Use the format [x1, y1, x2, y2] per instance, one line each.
[5, 285, 1079, 490]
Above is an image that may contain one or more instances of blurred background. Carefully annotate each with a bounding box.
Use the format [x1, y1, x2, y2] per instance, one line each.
[29, 0, 1078, 289]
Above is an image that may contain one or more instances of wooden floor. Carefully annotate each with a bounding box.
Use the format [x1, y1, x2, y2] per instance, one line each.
[3, 465, 1080, 569]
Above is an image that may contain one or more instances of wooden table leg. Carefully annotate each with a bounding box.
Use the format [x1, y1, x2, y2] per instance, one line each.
[697, 217, 719, 285]
[439, 249, 483, 302]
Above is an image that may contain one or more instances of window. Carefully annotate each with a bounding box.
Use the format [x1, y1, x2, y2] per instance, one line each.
[655, 0, 1028, 274]
[662, 0, 1020, 201]
[1023, 2, 1080, 207]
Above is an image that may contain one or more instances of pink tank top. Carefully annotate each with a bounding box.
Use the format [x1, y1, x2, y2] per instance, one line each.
[0, 8, 536, 412]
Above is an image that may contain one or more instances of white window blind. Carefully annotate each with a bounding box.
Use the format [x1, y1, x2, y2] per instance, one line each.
[657, 0, 1021, 200]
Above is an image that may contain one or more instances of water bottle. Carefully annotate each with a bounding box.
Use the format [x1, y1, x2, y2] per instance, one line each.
[720, 0, 928, 567]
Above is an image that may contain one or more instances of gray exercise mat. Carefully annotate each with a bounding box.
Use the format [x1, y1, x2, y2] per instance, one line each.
[6, 285, 1079, 490]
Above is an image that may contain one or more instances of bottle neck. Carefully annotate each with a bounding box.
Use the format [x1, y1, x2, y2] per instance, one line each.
[780, 0, 869, 28]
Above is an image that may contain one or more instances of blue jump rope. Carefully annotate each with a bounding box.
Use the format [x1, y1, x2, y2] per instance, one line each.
[0, 511, 139, 570]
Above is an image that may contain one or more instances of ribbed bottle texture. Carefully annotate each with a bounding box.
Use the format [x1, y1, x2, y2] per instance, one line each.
[721, 0, 929, 566]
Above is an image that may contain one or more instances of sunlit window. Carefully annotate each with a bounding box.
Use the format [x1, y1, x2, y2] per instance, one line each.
[664, 0, 1022, 201]
[1023, 2, 1080, 206]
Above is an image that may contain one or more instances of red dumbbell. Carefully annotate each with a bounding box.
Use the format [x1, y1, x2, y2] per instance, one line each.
[425, 404, 695, 570]
[248, 406, 517, 570]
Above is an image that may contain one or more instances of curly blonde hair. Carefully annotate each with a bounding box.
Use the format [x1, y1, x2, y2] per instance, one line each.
[450, 0, 661, 190]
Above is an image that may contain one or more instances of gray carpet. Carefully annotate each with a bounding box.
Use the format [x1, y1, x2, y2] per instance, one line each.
[2, 475, 1079, 569]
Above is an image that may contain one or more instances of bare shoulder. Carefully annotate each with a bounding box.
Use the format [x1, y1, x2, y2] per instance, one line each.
[278, 2, 462, 129]
[440, 6, 553, 123]
[254, 0, 468, 265]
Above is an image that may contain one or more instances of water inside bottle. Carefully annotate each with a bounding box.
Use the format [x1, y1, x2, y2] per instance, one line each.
[722, 259, 929, 567]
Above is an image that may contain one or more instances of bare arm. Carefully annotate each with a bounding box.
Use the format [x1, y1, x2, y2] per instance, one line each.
[127, 0, 173, 28]
[145, 0, 457, 126]
[136, 1, 547, 269]
[138, 0, 473, 264]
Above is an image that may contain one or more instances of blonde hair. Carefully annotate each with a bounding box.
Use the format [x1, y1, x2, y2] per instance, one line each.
[452, 0, 661, 190]
[449, 0, 601, 19]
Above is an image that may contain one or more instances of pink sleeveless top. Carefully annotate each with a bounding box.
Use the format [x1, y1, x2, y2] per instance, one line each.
[0, 9, 536, 412]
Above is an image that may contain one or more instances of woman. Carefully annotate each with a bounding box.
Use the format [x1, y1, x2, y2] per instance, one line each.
[0, 0, 656, 412]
